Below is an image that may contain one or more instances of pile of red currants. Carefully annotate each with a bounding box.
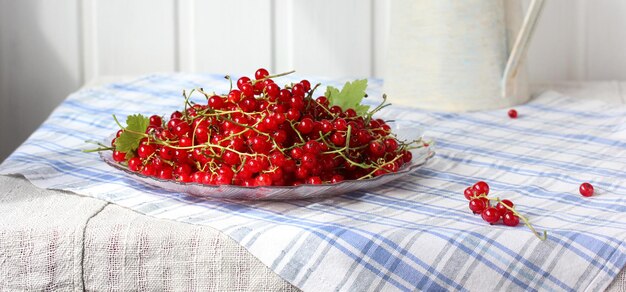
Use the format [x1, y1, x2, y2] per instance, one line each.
[107, 68, 421, 186]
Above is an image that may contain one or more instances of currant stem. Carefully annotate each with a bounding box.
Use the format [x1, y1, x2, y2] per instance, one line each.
[473, 195, 548, 241]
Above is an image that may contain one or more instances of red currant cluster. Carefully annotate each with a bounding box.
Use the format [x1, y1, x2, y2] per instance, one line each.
[464, 181, 547, 240]
[109, 68, 418, 186]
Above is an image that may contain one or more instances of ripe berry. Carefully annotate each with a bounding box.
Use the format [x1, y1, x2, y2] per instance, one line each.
[149, 115, 162, 127]
[508, 109, 518, 118]
[503, 212, 520, 226]
[237, 76, 251, 90]
[208, 95, 224, 109]
[495, 199, 514, 217]
[159, 146, 175, 160]
[481, 207, 500, 224]
[579, 182, 594, 197]
[472, 181, 489, 196]
[228, 90, 242, 103]
[241, 83, 254, 97]
[469, 198, 487, 214]
[297, 118, 314, 134]
[300, 80, 311, 92]
[292, 83, 305, 96]
[464, 187, 474, 200]
[112, 150, 126, 162]
[255, 68, 269, 80]
[137, 143, 155, 159]
[307, 176, 322, 184]
[127, 157, 142, 172]
[368, 141, 385, 157]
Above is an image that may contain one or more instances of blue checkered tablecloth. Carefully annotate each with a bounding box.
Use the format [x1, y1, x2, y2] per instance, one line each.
[1, 73, 625, 291]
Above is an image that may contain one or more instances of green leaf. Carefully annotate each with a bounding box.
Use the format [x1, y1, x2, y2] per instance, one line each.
[325, 79, 370, 115]
[114, 114, 149, 154]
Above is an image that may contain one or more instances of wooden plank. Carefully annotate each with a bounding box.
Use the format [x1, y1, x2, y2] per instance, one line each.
[287, 0, 372, 77]
[91, 0, 177, 76]
[372, 0, 389, 78]
[193, 0, 272, 76]
[585, 0, 626, 80]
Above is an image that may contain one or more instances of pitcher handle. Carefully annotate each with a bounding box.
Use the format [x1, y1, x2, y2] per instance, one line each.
[501, 0, 545, 98]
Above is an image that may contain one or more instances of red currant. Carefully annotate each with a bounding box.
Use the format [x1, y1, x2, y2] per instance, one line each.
[255, 68, 269, 80]
[502, 212, 520, 226]
[127, 157, 142, 172]
[113, 150, 126, 162]
[508, 109, 518, 119]
[472, 181, 489, 196]
[495, 199, 514, 216]
[463, 187, 474, 200]
[481, 207, 500, 224]
[469, 198, 487, 214]
[579, 182, 594, 197]
[149, 115, 162, 127]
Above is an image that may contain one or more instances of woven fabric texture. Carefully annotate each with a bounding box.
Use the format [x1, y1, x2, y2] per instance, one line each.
[1, 73, 625, 291]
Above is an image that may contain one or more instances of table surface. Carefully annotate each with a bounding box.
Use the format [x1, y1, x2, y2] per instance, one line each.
[1, 79, 625, 291]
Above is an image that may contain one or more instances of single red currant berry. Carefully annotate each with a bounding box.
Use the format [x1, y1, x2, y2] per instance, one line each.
[508, 109, 518, 119]
[149, 115, 162, 127]
[112, 150, 126, 162]
[170, 111, 183, 120]
[228, 89, 242, 103]
[383, 138, 398, 152]
[333, 118, 348, 131]
[481, 207, 500, 224]
[297, 117, 314, 134]
[159, 146, 175, 161]
[303, 140, 322, 154]
[300, 80, 311, 92]
[237, 76, 251, 90]
[208, 95, 224, 109]
[266, 83, 280, 99]
[502, 212, 520, 227]
[472, 181, 490, 196]
[255, 173, 273, 186]
[286, 108, 301, 121]
[463, 187, 474, 200]
[469, 198, 487, 214]
[175, 164, 192, 176]
[255, 68, 269, 80]
[330, 132, 346, 146]
[137, 143, 155, 159]
[241, 83, 254, 97]
[579, 182, 594, 197]
[127, 157, 142, 172]
[402, 151, 412, 163]
[495, 199, 514, 217]
[306, 176, 323, 185]
[329, 105, 342, 115]
[179, 136, 193, 147]
[316, 96, 329, 107]
[159, 167, 173, 180]
[330, 174, 344, 184]
[368, 141, 385, 157]
[142, 163, 157, 176]
[292, 83, 305, 96]
[223, 150, 241, 166]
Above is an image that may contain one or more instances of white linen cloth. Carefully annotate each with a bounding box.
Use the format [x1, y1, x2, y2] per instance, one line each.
[1, 73, 625, 291]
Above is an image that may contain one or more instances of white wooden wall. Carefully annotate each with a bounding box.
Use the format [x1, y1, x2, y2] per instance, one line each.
[2, 0, 626, 161]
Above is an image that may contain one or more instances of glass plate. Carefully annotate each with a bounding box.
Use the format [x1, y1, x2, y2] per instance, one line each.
[100, 123, 435, 200]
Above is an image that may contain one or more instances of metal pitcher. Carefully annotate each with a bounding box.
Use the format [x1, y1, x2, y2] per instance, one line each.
[383, 0, 545, 112]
